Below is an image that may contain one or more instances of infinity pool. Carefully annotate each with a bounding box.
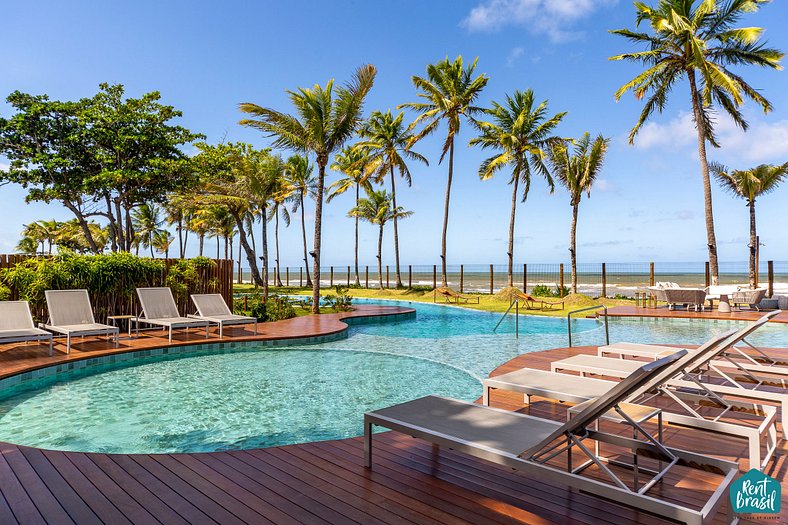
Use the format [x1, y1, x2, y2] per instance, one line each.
[0, 300, 785, 453]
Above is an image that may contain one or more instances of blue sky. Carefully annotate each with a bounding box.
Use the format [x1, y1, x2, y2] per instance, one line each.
[1, 0, 787, 267]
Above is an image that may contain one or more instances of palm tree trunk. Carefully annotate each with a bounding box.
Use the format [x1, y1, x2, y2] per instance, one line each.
[440, 140, 454, 287]
[353, 184, 361, 287]
[261, 203, 269, 298]
[198, 233, 204, 256]
[224, 236, 229, 260]
[149, 235, 154, 258]
[377, 224, 384, 290]
[570, 202, 579, 293]
[216, 237, 220, 259]
[232, 211, 263, 286]
[749, 199, 757, 289]
[177, 218, 184, 259]
[275, 208, 283, 287]
[311, 160, 327, 314]
[507, 172, 519, 288]
[300, 195, 313, 287]
[389, 165, 403, 288]
[688, 70, 720, 285]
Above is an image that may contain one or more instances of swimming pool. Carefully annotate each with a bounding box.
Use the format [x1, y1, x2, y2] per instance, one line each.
[0, 301, 785, 453]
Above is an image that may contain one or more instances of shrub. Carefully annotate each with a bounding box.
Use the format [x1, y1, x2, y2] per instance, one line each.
[531, 284, 569, 298]
[323, 285, 353, 311]
[234, 293, 297, 322]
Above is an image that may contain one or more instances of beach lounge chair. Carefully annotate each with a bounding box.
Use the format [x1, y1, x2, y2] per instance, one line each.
[134, 287, 210, 342]
[0, 301, 53, 355]
[731, 288, 767, 311]
[366, 351, 740, 525]
[189, 294, 257, 338]
[433, 287, 480, 304]
[43, 290, 119, 354]
[515, 291, 564, 311]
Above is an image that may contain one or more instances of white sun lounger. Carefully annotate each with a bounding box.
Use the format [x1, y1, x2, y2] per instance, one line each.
[43, 290, 119, 354]
[0, 301, 53, 355]
[134, 287, 210, 343]
[367, 352, 739, 525]
[188, 294, 257, 338]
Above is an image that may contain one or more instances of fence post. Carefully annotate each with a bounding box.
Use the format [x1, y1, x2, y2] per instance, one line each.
[768, 260, 774, 298]
[347, 266, 350, 287]
[559, 263, 565, 298]
[649, 262, 655, 286]
[489, 264, 494, 295]
[408, 265, 412, 289]
[601, 263, 607, 298]
[705, 262, 710, 288]
[523, 263, 527, 292]
[433, 265, 437, 289]
[386, 266, 390, 289]
[460, 265, 464, 293]
[365, 266, 369, 288]
[330, 266, 334, 287]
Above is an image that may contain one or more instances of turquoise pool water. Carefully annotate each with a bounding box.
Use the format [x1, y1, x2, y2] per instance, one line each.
[0, 300, 785, 453]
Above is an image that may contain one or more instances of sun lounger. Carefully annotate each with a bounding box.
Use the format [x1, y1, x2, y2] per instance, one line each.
[189, 294, 257, 338]
[43, 290, 119, 354]
[0, 301, 53, 355]
[134, 287, 210, 342]
[515, 291, 564, 311]
[433, 287, 480, 304]
[366, 351, 739, 525]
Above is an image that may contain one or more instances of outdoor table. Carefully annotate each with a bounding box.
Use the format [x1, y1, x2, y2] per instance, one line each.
[107, 314, 134, 338]
[718, 294, 731, 313]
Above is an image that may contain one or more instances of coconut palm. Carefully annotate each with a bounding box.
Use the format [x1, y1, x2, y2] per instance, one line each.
[188, 213, 210, 257]
[470, 89, 566, 287]
[205, 207, 236, 260]
[548, 133, 610, 294]
[356, 110, 428, 288]
[164, 193, 193, 259]
[269, 179, 291, 287]
[16, 236, 38, 255]
[152, 230, 175, 259]
[131, 202, 164, 258]
[283, 154, 318, 287]
[711, 162, 788, 288]
[400, 56, 488, 287]
[610, 0, 783, 285]
[329, 145, 374, 286]
[350, 189, 413, 290]
[239, 64, 377, 313]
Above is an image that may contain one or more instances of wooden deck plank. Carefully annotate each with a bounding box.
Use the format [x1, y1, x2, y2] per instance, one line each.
[0, 447, 37, 525]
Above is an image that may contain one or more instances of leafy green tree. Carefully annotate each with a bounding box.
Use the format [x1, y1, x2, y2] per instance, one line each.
[356, 110, 427, 287]
[350, 189, 413, 290]
[131, 202, 164, 258]
[329, 145, 374, 286]
[283, 154, 317, 287]
[239, 64, 377, 313]
[711, 162, 788, 288]
[548, 133, 610, 293]
[400, 56, 488, 287]
[471, 89, 566, 287]
[610, 0, 783, 284]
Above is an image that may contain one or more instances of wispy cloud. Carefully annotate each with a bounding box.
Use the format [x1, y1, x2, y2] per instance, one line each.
[505, 46, 525, 67]
[461, 0, 618, 42]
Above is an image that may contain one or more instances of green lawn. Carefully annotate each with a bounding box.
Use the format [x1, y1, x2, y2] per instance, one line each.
[233, 283, 634, 317]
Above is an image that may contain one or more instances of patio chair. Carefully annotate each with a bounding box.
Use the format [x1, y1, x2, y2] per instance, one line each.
[515, 291, 564, 311]
[731, 288, 767, 311]
[433, 287, 480, 304]
[662, 288, 706, 311]
[134, 287, 210, 342]
[189, 294, 257, 338]
[366, 351, 739, 525]
[0, 300, 53, 355]
[43, 290, 119, 354]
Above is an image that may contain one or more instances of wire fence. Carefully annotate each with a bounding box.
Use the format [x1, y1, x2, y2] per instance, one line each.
[236, 260, 788, 298]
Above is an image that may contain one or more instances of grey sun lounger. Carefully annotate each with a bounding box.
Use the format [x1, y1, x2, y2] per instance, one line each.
[0, 301, 53, 355]
[43, 290, 119, 354]
[189, 294, 257, 338]
[366, 352, 740, 525]
[134, 287, 210, 343]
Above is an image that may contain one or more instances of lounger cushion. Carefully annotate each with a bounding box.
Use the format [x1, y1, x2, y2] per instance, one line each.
[371, 395, 560, 455]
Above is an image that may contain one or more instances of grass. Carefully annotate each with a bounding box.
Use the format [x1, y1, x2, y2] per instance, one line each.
[233, 283, 633, 317]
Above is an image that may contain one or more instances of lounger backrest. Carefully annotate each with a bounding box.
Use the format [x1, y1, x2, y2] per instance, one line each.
[45, 290, 96, 326]
[191, 294, 231, 317]
[137, 287, 180, 319]
[0, 301, 36, 330]
[520, 350, 687, 458]
[690, 311, 780, 368]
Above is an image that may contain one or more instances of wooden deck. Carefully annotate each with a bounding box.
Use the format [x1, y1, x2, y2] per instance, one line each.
[605, 305, 788, 323]
[0, 308, 786, 523]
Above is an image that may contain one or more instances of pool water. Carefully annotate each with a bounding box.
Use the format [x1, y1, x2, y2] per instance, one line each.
[0, 300, 785, 453]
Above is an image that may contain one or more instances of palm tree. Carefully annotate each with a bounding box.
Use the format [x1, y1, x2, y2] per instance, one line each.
[711, 162, 788, 288]
[188, 213, 210, 257]
[164, 194, 192, 259]
[350, 189, 413, 290]
[356, 110, 428, 288]
[470, 90, 566, 287]
[131, 202, 164, 257]
[239, 64, 377, 313]
[283, 154, 318, 288]
[205, 207, 236, 260]
[269, 179, 291, 287]
[16, 236, 38, 255]
[329, 145, 374, 286]
[152, 230, 175, 259]
[548, 133, 610, 294]
[400, 56, 488, 287]
[610, 0, 783, 285]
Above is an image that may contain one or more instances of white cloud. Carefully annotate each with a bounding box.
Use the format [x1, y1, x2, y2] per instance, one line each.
[506, 46, 525, 67]
[461, 0, 617, 42]
[631, 111, 788, 164]
[594, 179, 613, 192]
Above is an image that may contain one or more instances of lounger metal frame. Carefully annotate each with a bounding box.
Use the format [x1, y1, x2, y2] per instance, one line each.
[43, 290, 119, 354]
[188, 294, 257, 338]
[134, 287, 210, 343]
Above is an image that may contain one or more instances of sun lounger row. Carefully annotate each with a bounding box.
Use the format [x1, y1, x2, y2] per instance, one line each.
[0, 288, 257, 354]
[366, 311, 784, 524]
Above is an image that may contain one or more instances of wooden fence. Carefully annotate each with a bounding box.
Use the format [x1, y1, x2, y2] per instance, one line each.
[0, 255, 234, 323]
